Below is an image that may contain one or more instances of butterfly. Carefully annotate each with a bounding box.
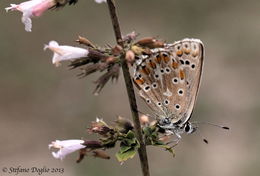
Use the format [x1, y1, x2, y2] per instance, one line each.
[133, 38, 204, 141]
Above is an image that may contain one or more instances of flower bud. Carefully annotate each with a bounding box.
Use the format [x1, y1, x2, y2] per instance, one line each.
[139, 115, 149, 125]
[76, 148, 86, 163]
[136, 37, 165, 48]
[125, 50, 135, 64]
[83, 140, 103, 149]
[131, 45, 145, 55]
[115, 116, 134, 133]
[112, 45, 123, 56]
[92, 150, 110, 159]
[88, 118, 112, 136]
[105, 56, 116, 64]
[122, 31, 138, 43]
[76, 36, 95, 48]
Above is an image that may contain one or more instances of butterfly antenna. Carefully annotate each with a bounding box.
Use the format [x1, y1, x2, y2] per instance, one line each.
[194, 126, 209, 144]
[192, 121, 230, 130]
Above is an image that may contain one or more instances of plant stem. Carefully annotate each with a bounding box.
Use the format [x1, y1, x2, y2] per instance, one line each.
[106, 1, 150, 176]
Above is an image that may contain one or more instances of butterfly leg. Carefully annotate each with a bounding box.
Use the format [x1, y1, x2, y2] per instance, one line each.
[165, 134, 182, 148]
[169, 138, 181, 148]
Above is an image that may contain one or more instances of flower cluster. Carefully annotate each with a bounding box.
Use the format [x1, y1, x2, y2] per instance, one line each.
[5, 0, 105, 32]
[44, 35, 124, 95]
[49, 116, 175, 163]
[44, 33, 167, 95]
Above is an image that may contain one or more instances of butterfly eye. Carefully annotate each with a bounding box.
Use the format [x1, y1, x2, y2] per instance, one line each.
[185, 123, 191, 132]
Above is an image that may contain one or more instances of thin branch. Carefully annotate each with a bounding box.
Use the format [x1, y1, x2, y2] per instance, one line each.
[106, 1, 150, 176]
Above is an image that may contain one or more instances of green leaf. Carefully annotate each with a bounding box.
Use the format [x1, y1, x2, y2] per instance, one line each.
[119, 145, 132, 153]
[126, 130, 135, 139]
[143, 127, 151, 136]
[125, 138, 136, 145]
[116, 148, 137, 162]
[151, 132, 159, 139]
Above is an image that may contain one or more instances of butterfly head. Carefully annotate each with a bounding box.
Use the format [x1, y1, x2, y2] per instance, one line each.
[183, 121, 197, 134]
[158, 116, 197, 136]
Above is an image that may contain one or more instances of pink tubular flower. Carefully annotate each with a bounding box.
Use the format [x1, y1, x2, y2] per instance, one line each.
[5, 0, 56, 32]
[48, 139, 86, 160]
[44, 41, 89, 67]
[95, 0, 107, 3]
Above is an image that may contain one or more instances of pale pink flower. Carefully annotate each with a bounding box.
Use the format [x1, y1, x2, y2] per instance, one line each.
[5, 0, 56, 32]
[48, 139, 85, 160]
[139, 115, 149, 125]
[44, 41, 89, 67]
[95, 0, 107, 3]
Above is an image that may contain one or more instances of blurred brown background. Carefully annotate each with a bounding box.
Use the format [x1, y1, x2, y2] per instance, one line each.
[0, 0, 259, 176]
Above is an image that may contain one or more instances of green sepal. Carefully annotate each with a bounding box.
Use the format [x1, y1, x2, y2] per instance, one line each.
[116, 148, 137, 162]
[119, 145, 133, 153]
[126, 130, 135, 139]
[115, 130, 140, 162]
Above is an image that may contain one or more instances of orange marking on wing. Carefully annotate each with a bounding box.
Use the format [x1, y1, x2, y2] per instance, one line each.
[192, 51, 199, 57]
[135, 78, 145, 85]
[141, 67, 151, 75]
[163, 55, 170, 63]
[183, 48, 191, 55]
[176, 50, 183, 57]
[149, 61, 156, 69]
[179, 70, 185, 80]
[172, 61, 179, 69]
[155, 55, 162, 64]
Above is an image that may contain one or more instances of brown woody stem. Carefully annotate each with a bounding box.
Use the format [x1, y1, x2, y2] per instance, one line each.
[106, 1, 150, 176]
